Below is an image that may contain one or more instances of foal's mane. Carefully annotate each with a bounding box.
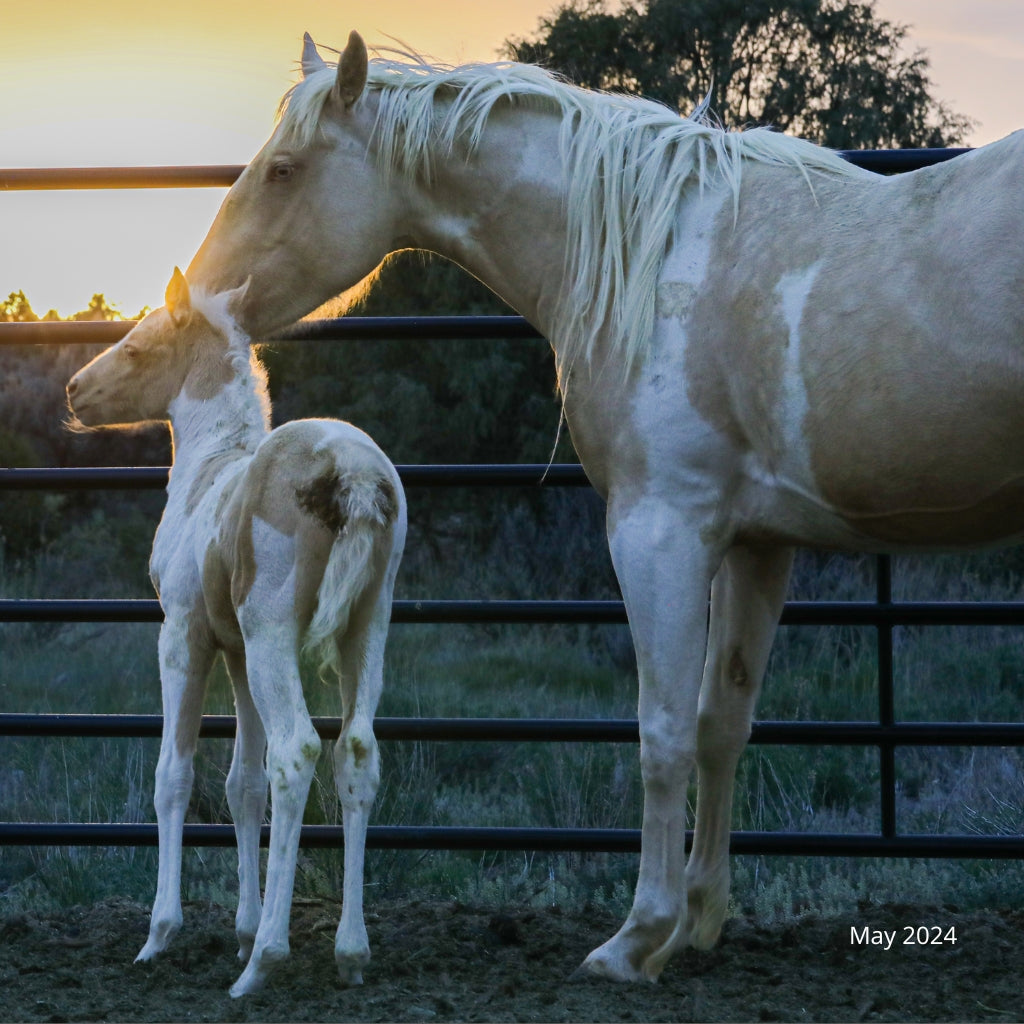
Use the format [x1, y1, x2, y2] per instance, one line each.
[278, 49, 871, 377]
[189, 287, 271, 436]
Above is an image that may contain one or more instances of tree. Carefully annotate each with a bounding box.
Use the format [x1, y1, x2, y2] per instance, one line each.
[0, 290, 146, 323]
[70, 294, 126, 322]
[506, 0, 974, 148]
[0, 291, 39, 322]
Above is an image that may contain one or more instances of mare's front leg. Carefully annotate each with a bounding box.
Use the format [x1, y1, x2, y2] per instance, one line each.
[136, 607, 215, 962]
[684, 544, 793, 949]
[580, 492, 721, 982]
[332, 594, 390, 985]
[223, 649, 268, 961]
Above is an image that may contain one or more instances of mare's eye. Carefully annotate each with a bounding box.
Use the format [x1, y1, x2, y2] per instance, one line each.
[123, 343, 138, 360]
[269, 162, 295, 182]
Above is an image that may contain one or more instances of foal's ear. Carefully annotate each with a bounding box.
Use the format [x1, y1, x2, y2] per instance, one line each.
[225, 276, 251, 315]
[334, 30, 368, 109]
[301, 32, 326, 78]
[165, 267, 192, 326]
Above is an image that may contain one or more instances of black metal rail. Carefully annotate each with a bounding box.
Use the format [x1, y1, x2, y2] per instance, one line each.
[0, 314, 546, 347]
[1, 822, 1023, 859]
[4, 712, 1024, 747]
[0, 463, 589, 489]
[8, 594, 1024, 627]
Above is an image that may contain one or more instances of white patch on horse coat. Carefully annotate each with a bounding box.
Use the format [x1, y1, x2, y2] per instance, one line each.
[770, 262, 822, 490]
[776, 264, 819, 347]
[620, 185, 744, 523]
[656, 282, 698, 321]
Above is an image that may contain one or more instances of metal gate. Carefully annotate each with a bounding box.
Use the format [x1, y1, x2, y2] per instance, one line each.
[3, 147, 1024, 859]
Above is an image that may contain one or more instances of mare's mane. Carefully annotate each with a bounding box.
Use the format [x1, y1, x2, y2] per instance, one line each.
[277, 49, 871, 377]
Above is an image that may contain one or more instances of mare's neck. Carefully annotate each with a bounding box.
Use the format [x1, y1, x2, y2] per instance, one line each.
[406, 105, 570, 340]
[165, 364, 270, 498]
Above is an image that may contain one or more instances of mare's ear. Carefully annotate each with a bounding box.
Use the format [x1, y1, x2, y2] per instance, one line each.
[334, 30, 368, 109]
[301, 32, 326, 78]
[166, 267, 192, 327]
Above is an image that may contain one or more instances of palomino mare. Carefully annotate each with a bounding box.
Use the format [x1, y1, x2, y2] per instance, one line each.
[67, 269, 407, 996]
[186, 31, 1024, 982]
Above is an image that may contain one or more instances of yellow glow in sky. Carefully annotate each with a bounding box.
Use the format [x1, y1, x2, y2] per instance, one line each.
[2, 0, 1021, 317]
[1, 1, 557, 317]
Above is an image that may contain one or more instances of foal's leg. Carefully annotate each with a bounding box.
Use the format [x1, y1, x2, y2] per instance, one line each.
[229, 525, 321, 998]
[580, 494, 720, 982]
[332, 597, 389, 985]
[683, 544, 793, 950]
[223, 649, 268, 961]
[228, 637, 320, 998]
[136, 609, 215, 961]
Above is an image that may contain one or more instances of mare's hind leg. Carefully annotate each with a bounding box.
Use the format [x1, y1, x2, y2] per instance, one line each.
[684, 544, 793, 950]
[332, 596, 389, 985]
[223, 649, 268, 961]
[136, 609, 215, 961]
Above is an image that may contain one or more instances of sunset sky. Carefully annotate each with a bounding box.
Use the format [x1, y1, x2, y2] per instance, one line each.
[2, 0, 1022, 318]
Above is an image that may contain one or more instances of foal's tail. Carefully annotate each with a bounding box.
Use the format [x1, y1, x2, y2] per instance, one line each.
[302, 467, 401, 677]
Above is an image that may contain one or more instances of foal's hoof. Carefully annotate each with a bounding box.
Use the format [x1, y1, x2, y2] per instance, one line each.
[337, 963, 365, 987]
[573, 949, 647, 984]
[134, 942, 162, 964]
[229, 973, 265, 999]
[134, 916, 181, 963]
[134, 932, 173, 963]
[229, 945, 288, 998]
[229, 963, 271, 999]
[336, 948, 369, 987]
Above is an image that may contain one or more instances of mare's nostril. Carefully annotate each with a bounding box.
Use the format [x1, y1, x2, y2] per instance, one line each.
[67, 379, 79, 399]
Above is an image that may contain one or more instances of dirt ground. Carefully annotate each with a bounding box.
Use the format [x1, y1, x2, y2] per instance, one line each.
[1, 896, 1021, 1023]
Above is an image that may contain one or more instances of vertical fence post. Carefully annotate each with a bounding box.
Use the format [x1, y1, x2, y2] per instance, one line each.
[876, 554, 897, 838]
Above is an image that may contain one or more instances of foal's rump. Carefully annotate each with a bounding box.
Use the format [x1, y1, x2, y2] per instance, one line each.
[226, 419, 404, 650]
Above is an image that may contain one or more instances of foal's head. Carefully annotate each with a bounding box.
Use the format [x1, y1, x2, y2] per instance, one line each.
[67, 269, 250, 428]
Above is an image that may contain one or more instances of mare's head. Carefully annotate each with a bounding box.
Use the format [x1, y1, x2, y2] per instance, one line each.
[67, 269, 250, 428]
[187, 32, 404, 337]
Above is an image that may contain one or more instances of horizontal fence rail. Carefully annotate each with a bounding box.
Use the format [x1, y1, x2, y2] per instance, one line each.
[5, 712, 1024, 747]
[0, 463, 589, 488]
[0, 148, 973, 194]
[2, 824, 1023, 859]
[9, 595, 1024, 627]
[0, 314, 546, 347]
[5, 143, 1022, 861]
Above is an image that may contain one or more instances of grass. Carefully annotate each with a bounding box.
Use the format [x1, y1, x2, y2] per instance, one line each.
[3, 501, 1024, 930]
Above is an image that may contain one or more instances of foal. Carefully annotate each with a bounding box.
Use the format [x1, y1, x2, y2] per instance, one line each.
[67, 268, 407, 997]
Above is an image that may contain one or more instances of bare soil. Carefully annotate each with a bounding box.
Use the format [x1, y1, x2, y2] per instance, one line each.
[0, 896, 1021, 1022]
